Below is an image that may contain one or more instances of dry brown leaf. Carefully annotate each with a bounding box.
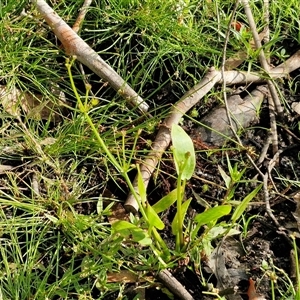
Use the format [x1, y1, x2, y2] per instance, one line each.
[247, 278, 266, 300]
[107, 270, 153, 283]
[225, 30, 267, 70]
[0, 85, 68, 122]
[107, 202, 129, 224]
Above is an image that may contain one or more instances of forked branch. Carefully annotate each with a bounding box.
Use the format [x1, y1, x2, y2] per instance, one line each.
[125, 51, 300, 213]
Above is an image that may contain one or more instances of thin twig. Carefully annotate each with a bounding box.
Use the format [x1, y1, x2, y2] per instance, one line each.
[30, 0, 149, 113]
[241, 0, 283, 118]
[257, 134, 272, 165]
[247, 144, 281, 227]
[268, 93, 279, 154]
[262, 0, 278, 154]
[262, 173, 279, 226]
[221, 0, 245, 147]
[72, 0, 92, 34]
[157, 269, 194, 300]
[242, 0, 280, 155]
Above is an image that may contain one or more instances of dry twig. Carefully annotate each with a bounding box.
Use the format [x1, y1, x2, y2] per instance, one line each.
[125, 67, 221, 213]
[241, 0, 283, 118]
[72, 0, 92, 33]
[158, 269, 194, 300]
[30, 0, 149, 113]
[242, 0, 280, 155]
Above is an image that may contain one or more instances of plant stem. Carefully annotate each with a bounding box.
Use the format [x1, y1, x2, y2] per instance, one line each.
[176, 173, 184, 251]
[66, 58, 170, 257]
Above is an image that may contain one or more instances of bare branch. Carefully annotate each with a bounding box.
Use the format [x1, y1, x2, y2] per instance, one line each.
[125, 68, 221, 213]
[157, 269, 194, 300]
[30, 0, 149, 113]
[72, 0, 92, 34]
[241, 0, 283, 118]
[125, 51, 300, 213]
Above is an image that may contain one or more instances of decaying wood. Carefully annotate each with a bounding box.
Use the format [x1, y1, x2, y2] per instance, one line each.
[125, 51, 300, 213]
[30, 0, 149, 113]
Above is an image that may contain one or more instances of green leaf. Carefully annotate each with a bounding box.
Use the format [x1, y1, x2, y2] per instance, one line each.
[171, 198, 192, 235]
[171, 124, 195, 180]
[231, 184, 262, 223]
[146, 202, 165, 230]
[112, 220, 152, 245]
[191, 205, 232, 239]
[218, 165, 231, 189]
[152, 188, 178, 213]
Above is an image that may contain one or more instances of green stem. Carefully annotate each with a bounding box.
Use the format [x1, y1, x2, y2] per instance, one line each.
[66, 58, 170, 257]
[176, 173, 183, 251]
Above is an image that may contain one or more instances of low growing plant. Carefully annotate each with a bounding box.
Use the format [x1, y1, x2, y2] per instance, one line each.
[66, 56, 261, 267]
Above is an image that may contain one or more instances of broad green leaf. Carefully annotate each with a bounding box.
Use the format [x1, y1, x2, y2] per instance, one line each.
[171, 198, 192, 235]
[194, 205, 232, 226]
[152, 188, 178, 213]
[171, 124, 195, 180]
[112, 220, 137, 233]
[146, 202, 165, 230]
[111, 220, 152, 245]
[218, 165, 231, 189]
[231, 184, 262, 223]
[191, 205, 232, 239]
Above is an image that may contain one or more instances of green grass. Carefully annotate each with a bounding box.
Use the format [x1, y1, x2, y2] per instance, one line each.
[1, 0, 300, 298]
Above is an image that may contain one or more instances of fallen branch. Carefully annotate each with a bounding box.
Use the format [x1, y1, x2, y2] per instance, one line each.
[157, 269, 194, 300]
[30, 0, 149, 113]
[125, 51, 300, 213]
[125, 67, 221, 212]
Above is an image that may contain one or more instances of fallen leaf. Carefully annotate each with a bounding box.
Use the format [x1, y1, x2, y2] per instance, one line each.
[291, 102, 300, 115]
[225, 30, 267, 70]
[206, 237, 246, 299]
[196, 85, 268, 146]
[107, 270, 153, 283]
[0, 84, 68, 122]
[247, 278, 266, 300]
